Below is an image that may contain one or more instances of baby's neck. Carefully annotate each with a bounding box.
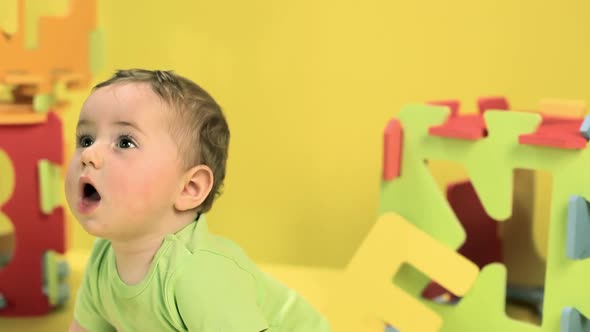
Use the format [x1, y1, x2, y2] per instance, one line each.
[111, 234, 164, 285]
[110, 212, 196, 285]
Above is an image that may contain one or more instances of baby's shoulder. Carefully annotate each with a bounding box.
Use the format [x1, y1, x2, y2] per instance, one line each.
[168, 249, 261, 304]
[166, 239, 259, 291]
[177, 245, 257, 281]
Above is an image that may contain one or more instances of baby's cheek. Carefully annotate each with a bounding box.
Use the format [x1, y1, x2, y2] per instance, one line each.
[108, 174, 142, 207]
[109, 146, 179, 213]
[64, 163, 77, 205]
[110, 169, 171, 215]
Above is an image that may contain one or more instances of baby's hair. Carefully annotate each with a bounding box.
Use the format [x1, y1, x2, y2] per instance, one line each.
[94, 69, 229, 214]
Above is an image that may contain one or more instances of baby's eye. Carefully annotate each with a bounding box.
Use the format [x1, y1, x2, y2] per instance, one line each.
[117, 136, 137, 149]
[77, 135, 94, 148]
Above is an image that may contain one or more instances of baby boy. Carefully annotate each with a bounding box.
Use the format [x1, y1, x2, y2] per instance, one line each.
[66, 69, 330, 332]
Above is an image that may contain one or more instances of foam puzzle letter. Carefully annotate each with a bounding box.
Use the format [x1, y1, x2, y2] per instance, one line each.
[346, 212, 479, 332]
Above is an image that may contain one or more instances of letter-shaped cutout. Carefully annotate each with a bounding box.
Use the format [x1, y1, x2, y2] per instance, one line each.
[0, 150, 15, 238]
[345, 212, 479, 332]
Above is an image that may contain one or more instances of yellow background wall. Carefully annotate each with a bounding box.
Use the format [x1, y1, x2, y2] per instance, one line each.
[4, 0, 590, 267]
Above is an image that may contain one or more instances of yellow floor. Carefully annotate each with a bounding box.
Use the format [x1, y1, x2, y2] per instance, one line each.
[0, 250, 539, 331]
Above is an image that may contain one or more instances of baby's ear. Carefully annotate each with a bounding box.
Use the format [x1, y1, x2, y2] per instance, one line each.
[174, 165, 214, 211]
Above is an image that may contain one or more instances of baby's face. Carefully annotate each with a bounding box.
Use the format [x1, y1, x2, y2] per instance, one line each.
[65, 83, 183, 240]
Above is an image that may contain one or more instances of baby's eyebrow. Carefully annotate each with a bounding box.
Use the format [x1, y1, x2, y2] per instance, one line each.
[75, 119, 144, 135]
[76, 119, 94, 128]
[113, 121, 144, 135]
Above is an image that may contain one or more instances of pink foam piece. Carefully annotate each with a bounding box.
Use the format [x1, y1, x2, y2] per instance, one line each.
[383, 119, 403, 181]
[477, 96, 510, 114]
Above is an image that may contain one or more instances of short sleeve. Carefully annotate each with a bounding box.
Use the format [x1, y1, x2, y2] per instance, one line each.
[74, 239, 116, 332]
[173, 252, 269, 332]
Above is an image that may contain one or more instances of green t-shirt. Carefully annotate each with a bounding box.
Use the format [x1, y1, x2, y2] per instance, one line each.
[74, 217, 331, 332]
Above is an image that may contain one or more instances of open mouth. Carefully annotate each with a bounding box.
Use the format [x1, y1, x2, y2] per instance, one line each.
[83, 183, 101, 202]
[78, 179, 101, 214]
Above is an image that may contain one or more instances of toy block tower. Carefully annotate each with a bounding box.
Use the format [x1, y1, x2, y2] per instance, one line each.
[0, 0, 99, 316]
[371, 96, 590, 331]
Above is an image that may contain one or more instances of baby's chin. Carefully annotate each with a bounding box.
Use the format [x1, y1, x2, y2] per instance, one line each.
[78, 215, 147, 242]
[74, 211, 119, 238]
[77, 217, 111, 239]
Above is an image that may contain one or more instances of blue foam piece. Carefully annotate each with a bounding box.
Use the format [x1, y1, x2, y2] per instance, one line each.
[561, 307, 590, 332]
[506, 285, 544, 315]
[0, 253, 10, 267]
[58, 283, 70, 306]
[0, 293, 5, 309]
[58, 261, 70, 280]
[567, 195, 590, 260]
[385, 325, 399, 332]
[580, 115, 590, 140]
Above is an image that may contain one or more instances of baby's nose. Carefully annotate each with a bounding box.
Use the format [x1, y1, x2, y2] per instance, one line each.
[80, 145, 104, 169]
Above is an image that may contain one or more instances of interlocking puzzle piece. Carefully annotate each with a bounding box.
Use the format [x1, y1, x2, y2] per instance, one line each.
[58, 260, 69, 279]
[89, 28, 104, 76]
[422, 172, 544, 309]
[434, 264, 540, 332]
[382, 106, 541, 241]
[0, 254, 10, 267]
[43, 251, 59, 306]
[506, 285, 544, 316]
[518, 120, 587, 149]
[0, 112, 66, 316]
[0, 106, 48, 125]
[478, 96, 510, 113]
[38, 159, 61, 215]
[445, 180, 502, 265]
[0, 0, 97, 97]
[561, 307, 590, 332]
[383, 119, 403, 181]
[0, 149, 14, 242]
[345, 212, 479, 332]
[32, 93, 55, 113]
[579, 115, 590, 140]
[519, 100, 587, 149]
[422, 180, 502, 301]
[470, 111, 541, 220]
[0, 84, 11, 101]
[429, 114, 486, 140]
[427, 97, 510, 140]
[566, 195, 590, 260]
[42, 251, 69, 307]
[23, 0, 69, 49]
[427, 100, 484, 140]
[384, 325, 399, 332]
[380, 105, 466, 249]
[539, 99, 586, 119]
[428, 100, 460, 117]
[379, 100, 590, 331]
